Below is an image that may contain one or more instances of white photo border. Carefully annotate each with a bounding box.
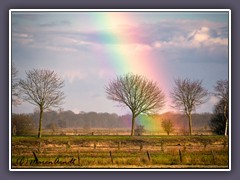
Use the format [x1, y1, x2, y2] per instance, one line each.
[9, 9, 231, 172]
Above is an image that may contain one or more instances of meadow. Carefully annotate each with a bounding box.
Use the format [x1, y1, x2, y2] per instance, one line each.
[11, 135, 229, 169]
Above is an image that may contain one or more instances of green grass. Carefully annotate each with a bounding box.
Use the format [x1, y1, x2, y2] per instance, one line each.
[12, 150, 228, 167]
[11, 135, 229, 168]
[12, 135, 228, 145]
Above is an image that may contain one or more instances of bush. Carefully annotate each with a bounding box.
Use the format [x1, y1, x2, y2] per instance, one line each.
[134, 125, 145, 136]
[45, 122, 58, 135]
[161, 119, 174, 135]
[209, 99, 228, 135]
[209, 113, 226, 135]
[12, 114, 35, 135]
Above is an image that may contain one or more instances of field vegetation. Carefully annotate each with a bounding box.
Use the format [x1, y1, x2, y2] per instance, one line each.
[12, 135, 228, 169]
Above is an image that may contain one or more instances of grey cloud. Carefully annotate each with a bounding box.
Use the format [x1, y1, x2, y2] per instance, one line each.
[131, 20, 228, 46]
[39, 20, 71, 27]
[12, 17, 228, 58]
[12, 13, 40, 21]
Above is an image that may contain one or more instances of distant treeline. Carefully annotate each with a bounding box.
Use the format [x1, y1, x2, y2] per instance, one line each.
[19, 110, 212, 130]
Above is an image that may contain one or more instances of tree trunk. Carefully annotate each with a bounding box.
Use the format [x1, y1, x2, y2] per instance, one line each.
[224, 104, 228, 136]
[131, 114, 136, 136]
[38, 107, 43, 138]
[187, 113, 192, 136]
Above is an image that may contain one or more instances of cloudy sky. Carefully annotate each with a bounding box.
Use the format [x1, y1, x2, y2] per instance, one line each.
[11, 10, 229, 115]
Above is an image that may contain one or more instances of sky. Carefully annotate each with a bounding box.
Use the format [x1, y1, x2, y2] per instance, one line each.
[11, 10, 229, 115]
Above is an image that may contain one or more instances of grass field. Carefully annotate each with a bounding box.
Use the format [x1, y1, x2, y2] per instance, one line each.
[11, 135, 229, 169]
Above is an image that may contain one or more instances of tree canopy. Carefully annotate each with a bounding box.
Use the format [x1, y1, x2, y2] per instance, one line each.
[106, 73, 165, 136]
[19, 69, 65, 138]
[171, 78, 208, 135]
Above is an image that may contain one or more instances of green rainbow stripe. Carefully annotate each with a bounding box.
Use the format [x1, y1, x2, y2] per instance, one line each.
[136, 114, 162, 131]
[94, 12, 169, 81]
[92, 12, 171, 130]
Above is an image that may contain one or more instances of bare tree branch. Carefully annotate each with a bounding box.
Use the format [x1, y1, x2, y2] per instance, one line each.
[19, 69, 65, 138]
[213, 80, 229, 103]
[12, 63, 21, 106]
[105, 73, 165, 136]
[171, 78, 209, 135]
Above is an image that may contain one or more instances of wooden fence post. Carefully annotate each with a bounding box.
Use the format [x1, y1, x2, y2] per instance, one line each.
[211, 151, 216, 165]
[146, 151, 151, 162]
[109, 151, 113, 164]
[66, 141, 71, 151]
[179, 149, 183, 164]
[38, 141, 42, 153]
[118, 141, 121, 150]
[160, 140, 164, 152]
[32, 151, 39, 163]
[183, 142, 186, 152]
[77, 150, 80, 166]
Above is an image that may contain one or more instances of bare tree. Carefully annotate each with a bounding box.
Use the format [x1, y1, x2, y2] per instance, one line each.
[19, 69, 65, 138]
[105, 73, 165, 136]
[213, 80, 229, 136]
[12, 63, 21, 106]
[161, 119, 174, 135]
[171, 78, 208, 135]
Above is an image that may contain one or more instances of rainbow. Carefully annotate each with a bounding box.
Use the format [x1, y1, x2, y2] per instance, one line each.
[136, 114, 162, 131]
[92, 12, 171, 131]
[91, 12, 166, 78]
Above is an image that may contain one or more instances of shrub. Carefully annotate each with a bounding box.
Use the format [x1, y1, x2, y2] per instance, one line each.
[45, 122, 58, 135]
[161, 119, 174, 135]
[12, 114, 35, 135]
[134, 125, 146, 136]
[209, 99, 228, 135]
